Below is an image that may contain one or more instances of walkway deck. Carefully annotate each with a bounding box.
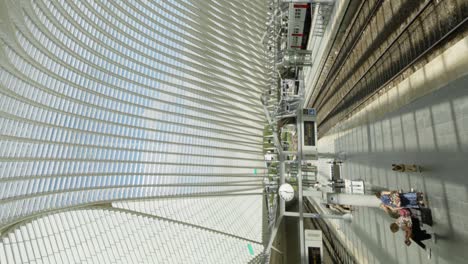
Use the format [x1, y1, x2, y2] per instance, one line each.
[315, 37, 468, 264]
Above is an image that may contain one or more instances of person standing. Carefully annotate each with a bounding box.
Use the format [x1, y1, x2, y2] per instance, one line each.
[390, 209, 432, 249]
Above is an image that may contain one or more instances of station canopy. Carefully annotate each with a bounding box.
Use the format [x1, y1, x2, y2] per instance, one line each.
[0, 0, 269, 262]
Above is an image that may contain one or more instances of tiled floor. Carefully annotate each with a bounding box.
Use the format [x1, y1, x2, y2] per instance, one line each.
[317, 74, 468, 264]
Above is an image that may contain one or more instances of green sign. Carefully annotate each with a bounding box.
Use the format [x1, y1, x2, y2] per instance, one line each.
[247, 244, 254, 256]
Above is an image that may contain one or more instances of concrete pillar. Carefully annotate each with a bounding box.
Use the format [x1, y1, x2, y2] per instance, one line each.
[326, 193, 380, 207]
[284, 211, 353, 222]
[303, 189, 324, 199]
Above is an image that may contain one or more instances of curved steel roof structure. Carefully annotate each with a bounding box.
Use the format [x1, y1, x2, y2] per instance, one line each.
[0, 0, 268, 262]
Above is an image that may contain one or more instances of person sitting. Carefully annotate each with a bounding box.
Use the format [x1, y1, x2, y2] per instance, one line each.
[395, 191, 423, 208]
[377, 191, 423, 213]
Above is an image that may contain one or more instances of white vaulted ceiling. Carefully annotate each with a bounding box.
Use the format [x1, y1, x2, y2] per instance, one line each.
[0, 0, 268, 262]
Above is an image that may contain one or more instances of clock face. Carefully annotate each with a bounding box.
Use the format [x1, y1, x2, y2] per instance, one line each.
[279, 183, 294, 201]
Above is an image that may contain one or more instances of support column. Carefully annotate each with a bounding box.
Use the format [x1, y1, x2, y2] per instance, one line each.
[326, 193, 381, 207]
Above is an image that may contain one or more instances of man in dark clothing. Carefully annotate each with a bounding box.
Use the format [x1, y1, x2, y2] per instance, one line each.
[410, 218, 432, 249]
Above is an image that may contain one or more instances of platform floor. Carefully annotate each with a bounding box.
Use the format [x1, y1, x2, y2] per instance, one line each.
[316, 74, 468, 264]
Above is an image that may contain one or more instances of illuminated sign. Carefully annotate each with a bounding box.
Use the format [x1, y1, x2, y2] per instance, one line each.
[303, 108, 316, 116]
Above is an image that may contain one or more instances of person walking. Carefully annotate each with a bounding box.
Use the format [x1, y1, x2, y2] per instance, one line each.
[392, 164, 421, 172]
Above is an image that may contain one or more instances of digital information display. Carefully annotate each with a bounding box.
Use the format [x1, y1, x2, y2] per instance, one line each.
[303, 108, 316, 116]
[308, 247, 322, 264]
[304, 121, 316, 146]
